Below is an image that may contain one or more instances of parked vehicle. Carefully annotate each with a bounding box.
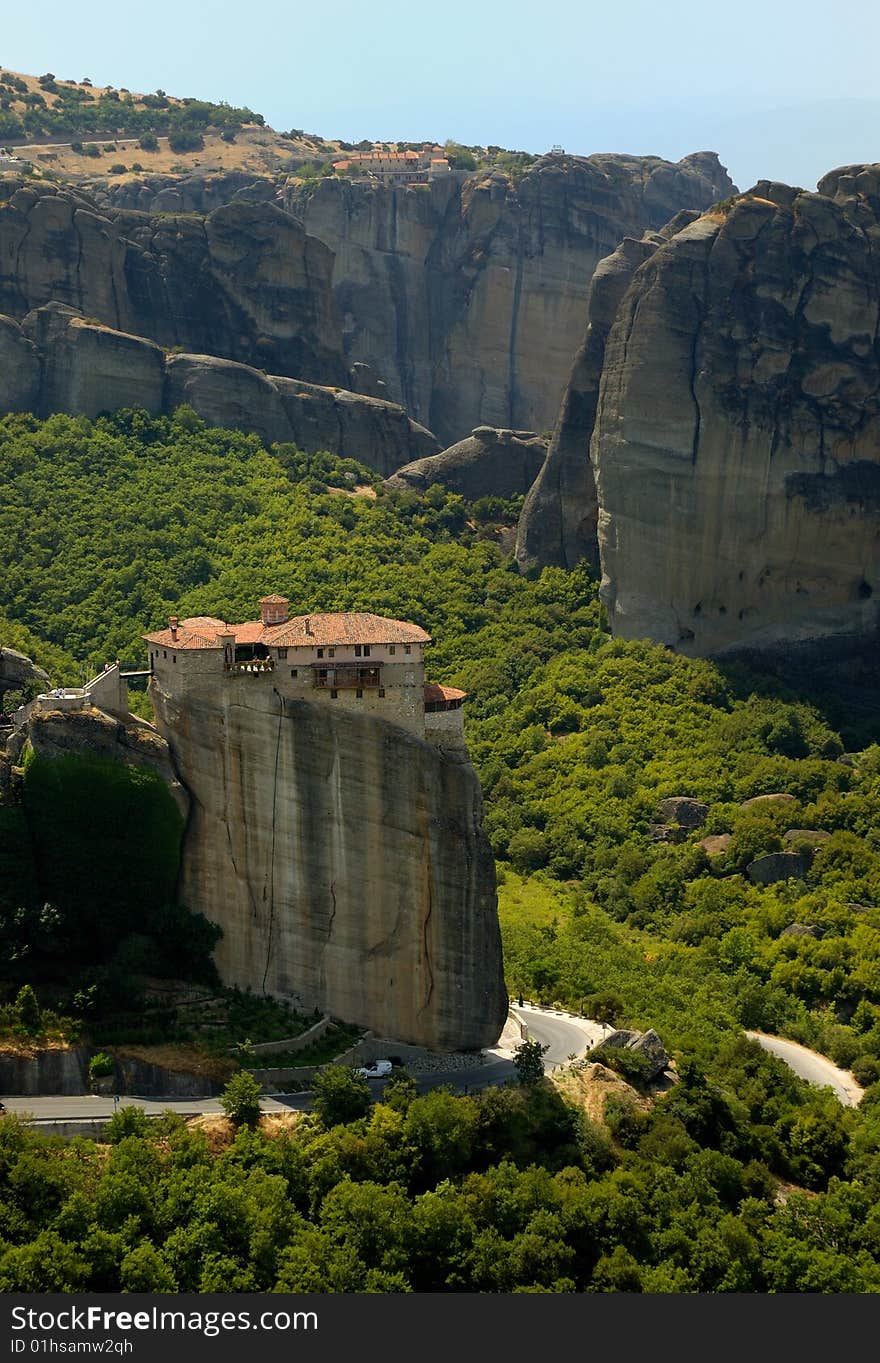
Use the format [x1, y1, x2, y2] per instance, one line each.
[355, 1059, 393, 1078]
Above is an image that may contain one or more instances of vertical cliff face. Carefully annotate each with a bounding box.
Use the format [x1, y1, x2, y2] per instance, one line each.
[151, 680, 506, 1050]
[591, 173, 880, 654]
[0, 177, 348, 385]
[288, 153, 735, 444]
[515, 228, 684, 571]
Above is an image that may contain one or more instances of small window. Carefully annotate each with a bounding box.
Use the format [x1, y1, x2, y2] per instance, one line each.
[355, 645, 362, 657]
[163, 650, 167, 659]
[356, 688, 363, 698]
[363, 644, 371, 657]
[290, 668, 298, 678]
[328, 647, 335, 658]
[378, 687, 385, 698]
[404, 645, 411, 655]
[278, 648, 288, 659]
[317, 647, 324, 659]
[172, 655, 176, 664]
[389, 645, 396, 655]
[330, 689, 338, 699]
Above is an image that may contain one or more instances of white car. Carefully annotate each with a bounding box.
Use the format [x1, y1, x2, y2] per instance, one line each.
[355, 1059, 393, 1078]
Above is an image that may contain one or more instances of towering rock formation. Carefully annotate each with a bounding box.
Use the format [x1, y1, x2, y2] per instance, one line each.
[520, 167, 880, 657]
[0, 175, 347, 385]
[150, 679, 506, 1049]
[286, 152, 735, 442]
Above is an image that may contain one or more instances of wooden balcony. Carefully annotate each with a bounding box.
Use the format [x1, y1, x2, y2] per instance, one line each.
[313, 664, 382, 689]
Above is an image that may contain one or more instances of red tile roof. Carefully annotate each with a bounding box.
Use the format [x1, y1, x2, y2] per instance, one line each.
[273, 613, 431, 646]
[144, 611, 431, 650]
[424, 682, 467, 704]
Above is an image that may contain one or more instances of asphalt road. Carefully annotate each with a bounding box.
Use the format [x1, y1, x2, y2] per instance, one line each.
[746, 1030, 864, 1107]
[1, 1005, 602, 1123]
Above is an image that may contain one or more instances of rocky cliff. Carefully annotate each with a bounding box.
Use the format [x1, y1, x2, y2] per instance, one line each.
[519, 166, 880, 656]
[595, 172, 880, 654]
[286, 153, 735, 444]
[150, 679, 506, 1049]
[0, 645, 48, 696]
[4, 301, 438, 470]
[0, 175, 347, 385]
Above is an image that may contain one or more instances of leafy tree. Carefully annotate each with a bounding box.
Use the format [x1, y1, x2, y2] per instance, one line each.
[220, 1071, 263, 1128]
[513, 1038, 549, 1086]
[311, 1066, 372, 1128]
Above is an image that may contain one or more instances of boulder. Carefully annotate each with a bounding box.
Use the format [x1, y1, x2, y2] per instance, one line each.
[385, 426, 548, 500]
[741, 794, 797, 809]
[0, 645, 48, 695]
[780, 923, 822, 939]
[601, 1027, 670, 1080]
[784, 829, 831, 848]
[699, 833, 732, 857]
[746, 851, 813, 885]
[658, 796, 709, 829]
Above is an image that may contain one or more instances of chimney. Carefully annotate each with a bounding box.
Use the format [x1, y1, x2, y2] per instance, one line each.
[169, 615, 179, 642]
[304, 616, 312, 636]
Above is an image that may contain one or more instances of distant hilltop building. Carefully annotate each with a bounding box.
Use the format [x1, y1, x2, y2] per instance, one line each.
[143, 595, 467, 747]
[331, 146, 451, 184]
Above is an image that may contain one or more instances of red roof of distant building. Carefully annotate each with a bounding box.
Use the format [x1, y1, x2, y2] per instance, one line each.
[144, 610, 431, 650]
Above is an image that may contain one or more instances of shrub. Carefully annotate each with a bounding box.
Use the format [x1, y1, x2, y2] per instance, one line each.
[15, 985, 41, 1035]
[167, 129, 203, 154]
[588, 1043, 652, 1086]
[220, 1071, 262, 1128]
[109, 163, 126, 175]
[88, 1051, 114, 1078]
[81, 143, 101, 158]
[220, 129, 237, 143]
[138, 133, 159, 151]
[102, 143, 116, 153]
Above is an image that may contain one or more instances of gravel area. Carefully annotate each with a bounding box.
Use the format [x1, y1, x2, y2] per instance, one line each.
[396, 1050, 486, 1074]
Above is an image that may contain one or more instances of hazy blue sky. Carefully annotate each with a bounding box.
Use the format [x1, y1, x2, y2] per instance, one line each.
[4, 0, 879, 189]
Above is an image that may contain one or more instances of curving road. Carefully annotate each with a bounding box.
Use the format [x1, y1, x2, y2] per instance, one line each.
[1, 1005, 601, 1126]
[746, 1030, 864, 1107]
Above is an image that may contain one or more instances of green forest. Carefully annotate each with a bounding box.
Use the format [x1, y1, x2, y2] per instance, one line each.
[3, 407, 880, 1291]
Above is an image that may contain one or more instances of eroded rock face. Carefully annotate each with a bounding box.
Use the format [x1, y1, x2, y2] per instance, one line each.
[592, 174, 880, 654]
[7, 305, 439, 469]
[385, 426, 548, 499]
[288, 153, 734, 443]
[150, 678, 506, 1050]
[26, 707, 189, 819]
[0, 645, 48, 696]
[516, 223, 694, 571]
[0, 176, 347, 386]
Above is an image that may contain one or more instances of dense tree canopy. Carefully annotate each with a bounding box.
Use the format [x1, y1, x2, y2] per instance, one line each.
[3, 407, 880, 1292]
